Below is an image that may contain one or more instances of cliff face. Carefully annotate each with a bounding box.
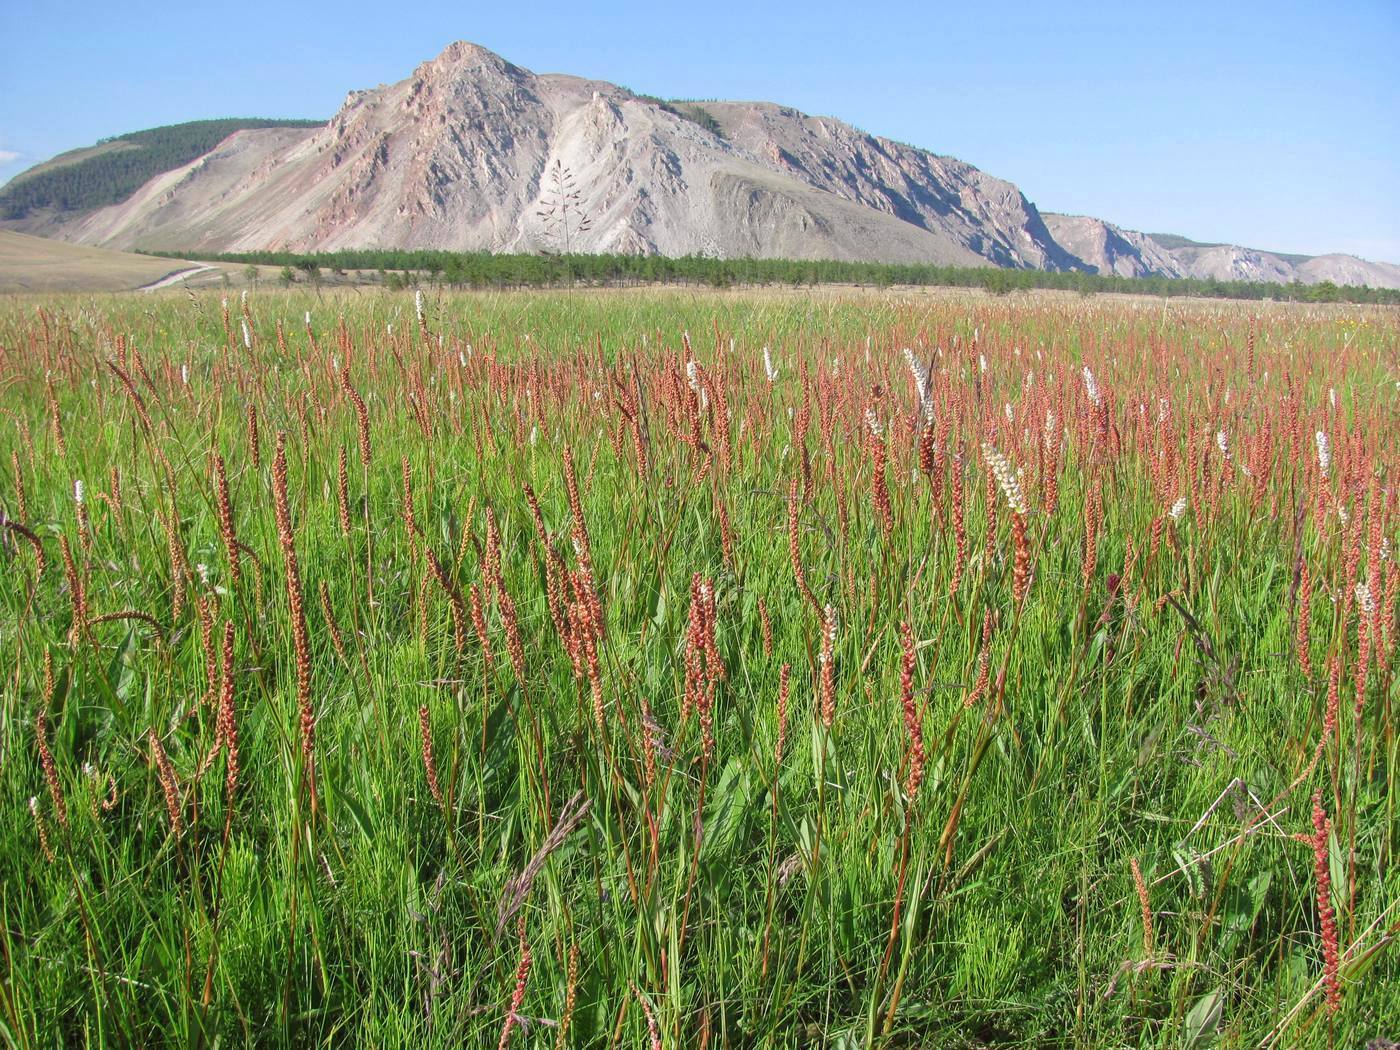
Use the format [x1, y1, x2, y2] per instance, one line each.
[10, 41, 1397, 288]
[703, 102, 1077, 270]
[1042, 214, 1186, 279]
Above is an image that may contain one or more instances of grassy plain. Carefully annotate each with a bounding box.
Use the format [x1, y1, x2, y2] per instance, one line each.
[0, 231, 235, 294]
[0, 288, 1396, 1047]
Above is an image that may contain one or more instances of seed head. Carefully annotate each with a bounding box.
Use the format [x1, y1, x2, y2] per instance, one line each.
[898, 622, 924, 802]
[763, 346, 778, 384]
[1215, 430, 1231, 461]
[819, 605, 837, 729]
[419, 705, 442, 804]
[982, 442, 1028, 516]
[1082, 365, 1101, 406]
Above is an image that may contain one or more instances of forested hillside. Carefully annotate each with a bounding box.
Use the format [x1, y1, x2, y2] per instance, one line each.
[0, 118, 322, 218]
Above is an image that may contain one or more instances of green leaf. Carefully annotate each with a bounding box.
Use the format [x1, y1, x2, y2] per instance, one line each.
[331, 781, 376, 842]
[1183, 987, 1223, 1047]
[701, 757, 750, 861]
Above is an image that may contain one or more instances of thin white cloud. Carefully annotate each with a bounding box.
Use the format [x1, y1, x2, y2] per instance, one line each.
[0, 150, 22, 164]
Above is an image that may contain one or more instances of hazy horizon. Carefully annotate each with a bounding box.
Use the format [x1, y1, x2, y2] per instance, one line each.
[2, 0, 1396, 263]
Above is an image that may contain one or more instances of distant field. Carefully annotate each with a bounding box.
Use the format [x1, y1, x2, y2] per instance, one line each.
[10, 233, 1400, 303]
[0, 231, 236, 293]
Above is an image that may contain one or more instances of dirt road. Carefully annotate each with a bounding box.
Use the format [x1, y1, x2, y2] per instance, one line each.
[140, 265, 220, 291]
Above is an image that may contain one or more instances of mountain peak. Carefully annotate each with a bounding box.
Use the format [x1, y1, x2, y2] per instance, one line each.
[419, 40, 527, 80]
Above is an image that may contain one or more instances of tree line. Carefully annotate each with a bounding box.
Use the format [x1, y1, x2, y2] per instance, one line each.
[144, 247, 1400, 304]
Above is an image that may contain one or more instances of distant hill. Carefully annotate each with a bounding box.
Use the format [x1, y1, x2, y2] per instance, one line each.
[0, 43, 1081, 269]
[1044, 214, 1400, 290]
[1145, 232, 1312, 266]
[0, 119, 322, 219]
[1143, 232, 1216, 251]
[1, 43, 1394, 289]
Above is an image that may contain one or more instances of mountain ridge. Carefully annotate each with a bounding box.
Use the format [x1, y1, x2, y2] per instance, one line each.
[1042, 212, 1400, 289]
[4, 41, 1396, 289]
[0, 119, 324, 219]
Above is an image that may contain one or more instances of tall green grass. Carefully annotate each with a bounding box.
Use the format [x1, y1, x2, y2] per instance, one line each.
[0, 288, 1395, 1047]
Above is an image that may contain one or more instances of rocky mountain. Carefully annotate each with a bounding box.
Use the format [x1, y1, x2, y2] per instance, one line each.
[1043, 213, 1400, 289]
[1290, 254, 1400, 288]
[1040, 214, 1186, 279]
[7, 42, 1065, 268]
[5, 41, 1397, 288]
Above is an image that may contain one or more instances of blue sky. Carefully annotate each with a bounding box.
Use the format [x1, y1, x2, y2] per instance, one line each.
[2, 0, 1396, 260]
